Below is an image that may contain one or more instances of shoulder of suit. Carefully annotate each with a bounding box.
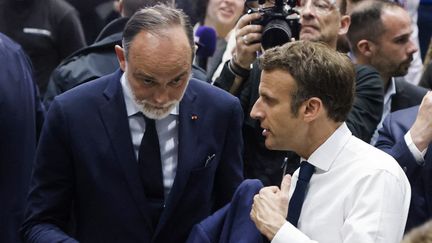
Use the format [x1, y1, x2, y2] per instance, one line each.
[188, 78, 237, 101]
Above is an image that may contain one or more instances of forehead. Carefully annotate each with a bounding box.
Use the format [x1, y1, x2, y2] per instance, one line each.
[130, 26, 190, 52]
[380, 7, 411, 37]
[127, 26, 192, 78]
[260, 69, 296, 96]
[381, 7, 411, 29]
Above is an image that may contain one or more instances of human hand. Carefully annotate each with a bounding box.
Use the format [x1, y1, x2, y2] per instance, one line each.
[250, 174, 292, 240]
[410, 91, 432, 152]
[232, 12, 263, 69]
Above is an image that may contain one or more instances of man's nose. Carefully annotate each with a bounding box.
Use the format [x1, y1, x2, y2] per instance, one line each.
[152, 89, 170, 105]
[407, 39, 418, 55]
[250, 98, 263, 120]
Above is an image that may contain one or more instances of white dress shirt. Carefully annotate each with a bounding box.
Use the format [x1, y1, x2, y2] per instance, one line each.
[404, 131, 428, 165]
[121, 74, 179, 198]
[272, 123, 411, 243]
[371, 78, 397, 145]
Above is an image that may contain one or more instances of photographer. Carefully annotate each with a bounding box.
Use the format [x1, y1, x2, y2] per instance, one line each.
[213, 0, 384, 186]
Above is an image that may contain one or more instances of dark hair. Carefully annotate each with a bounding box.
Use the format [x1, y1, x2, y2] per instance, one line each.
[347, 0, 402, 55]
[122, 4, 194, 60]
[194, 0, 209, 24]
[258, 40, 355, 122]
[122, 0, 175, 17]
[339, 0, 348, 15]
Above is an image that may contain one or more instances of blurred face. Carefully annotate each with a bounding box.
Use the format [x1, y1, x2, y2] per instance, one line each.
[370, 8, 417, 79]
[117, 26, 192, 119]
[205, 0, 244, 29]
[298, 0, 342, 46]
[250, 69, 305, 151]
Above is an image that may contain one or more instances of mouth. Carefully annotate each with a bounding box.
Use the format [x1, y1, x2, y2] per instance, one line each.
[262, 128, 270, 137]
[220, 7, 234, 17]
[301, 25, 319, 32]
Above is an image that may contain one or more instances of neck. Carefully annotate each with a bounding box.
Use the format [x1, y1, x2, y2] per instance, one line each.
[296, 120, 342, 160]
[381, 74, 391, 92]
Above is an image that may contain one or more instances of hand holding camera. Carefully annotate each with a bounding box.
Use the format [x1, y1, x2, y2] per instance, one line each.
[233, 12, 263, 70]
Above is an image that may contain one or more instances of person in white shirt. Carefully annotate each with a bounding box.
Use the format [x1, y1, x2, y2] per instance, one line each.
[249, 40, 411, 243]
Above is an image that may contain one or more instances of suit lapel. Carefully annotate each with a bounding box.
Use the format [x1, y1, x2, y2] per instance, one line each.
[98, 70, 153, 230]
[155, 81, 199, 234]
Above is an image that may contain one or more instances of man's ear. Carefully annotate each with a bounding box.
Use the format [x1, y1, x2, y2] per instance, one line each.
[356, 40, 375, 58]
[338, 15, 351, 36]
[114, 45, 126, 71]
[302, 97, 322, 123]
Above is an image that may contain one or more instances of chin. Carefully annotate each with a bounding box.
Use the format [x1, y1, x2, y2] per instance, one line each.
[141, 104, 175, 120]
[300, 33, 319, 42]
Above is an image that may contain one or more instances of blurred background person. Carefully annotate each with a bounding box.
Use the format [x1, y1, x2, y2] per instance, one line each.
[376, 91, 432, 232]
[65, 0, 121, 44]
[0, 33, 44, 243]
[402, 220, 432, 243]
[0, 0, 86, 96]
[192, 0, 244, 81]
[347, 0, 428, 145]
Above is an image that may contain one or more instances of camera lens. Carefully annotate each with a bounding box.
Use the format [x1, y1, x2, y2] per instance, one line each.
[261, 18, 292, 50]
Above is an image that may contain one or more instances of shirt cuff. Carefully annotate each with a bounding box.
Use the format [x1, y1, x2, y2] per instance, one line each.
[404, 131, 427, 165]
[271, 222, 312, 243]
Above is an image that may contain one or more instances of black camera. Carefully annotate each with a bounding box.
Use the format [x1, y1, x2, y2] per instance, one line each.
[246, 0, 300, 50]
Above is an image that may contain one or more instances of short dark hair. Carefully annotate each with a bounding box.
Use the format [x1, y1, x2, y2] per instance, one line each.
[258, 40, 355, 122]
[347, 0, 402, 55]
[122, 4, 194, 60]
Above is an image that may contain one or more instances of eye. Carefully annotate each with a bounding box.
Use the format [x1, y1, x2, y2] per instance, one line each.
[169, 78, 183, 87]
[314, 0, 330, 9]
[142, 79, 155, 85]
[395, 36, 409, 44]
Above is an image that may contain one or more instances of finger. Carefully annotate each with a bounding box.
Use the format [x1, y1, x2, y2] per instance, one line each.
[237, 24, 263, 39]
[261, 186, 280, 195]
[280, 174, 292, 195]
[237, 13, 262, 29]
[243, 32, 262, 45]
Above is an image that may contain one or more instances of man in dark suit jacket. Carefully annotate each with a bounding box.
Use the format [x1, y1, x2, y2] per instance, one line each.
[347, 0, 428, 144]
[0, 33, 44, 242]
[376, 91, 432, 232]
[21, 5, 244, 243]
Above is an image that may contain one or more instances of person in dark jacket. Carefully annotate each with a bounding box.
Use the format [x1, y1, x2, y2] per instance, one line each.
[0, 0, 86, 96]
[44, 0, 207, 108]
[0, 33, 44, 243]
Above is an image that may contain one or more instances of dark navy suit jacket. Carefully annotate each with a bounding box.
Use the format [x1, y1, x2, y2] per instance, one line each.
[187, 179, 264, 243]
[376, 105, 432, 232]
[21, 70, 244, 243]
[0, 33, 44, 243]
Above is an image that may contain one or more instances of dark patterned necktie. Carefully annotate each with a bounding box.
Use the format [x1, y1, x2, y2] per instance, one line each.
[138, 116, 164, 199]
[287, 161, 315, 227]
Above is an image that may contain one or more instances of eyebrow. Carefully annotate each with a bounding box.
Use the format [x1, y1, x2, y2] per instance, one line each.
[133, 70, 190, 82]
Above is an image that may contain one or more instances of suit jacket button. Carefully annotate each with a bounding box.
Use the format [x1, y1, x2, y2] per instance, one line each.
[403, 166, 407, 173]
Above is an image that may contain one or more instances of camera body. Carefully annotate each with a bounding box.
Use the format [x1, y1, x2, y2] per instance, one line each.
[247, 0, 300, 50]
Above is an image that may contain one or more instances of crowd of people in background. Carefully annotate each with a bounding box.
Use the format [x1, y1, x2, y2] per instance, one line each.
[1, 0, 432, 242]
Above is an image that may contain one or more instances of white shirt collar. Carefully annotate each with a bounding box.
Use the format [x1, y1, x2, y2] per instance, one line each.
[304, 123, 352, 172]
[384, 77, 397, 105]
[120, 73, 179, 117]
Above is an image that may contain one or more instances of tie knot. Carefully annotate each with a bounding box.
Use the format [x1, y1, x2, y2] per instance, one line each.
[142, 114, 156, 127]
[298, 161, 315, 182]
